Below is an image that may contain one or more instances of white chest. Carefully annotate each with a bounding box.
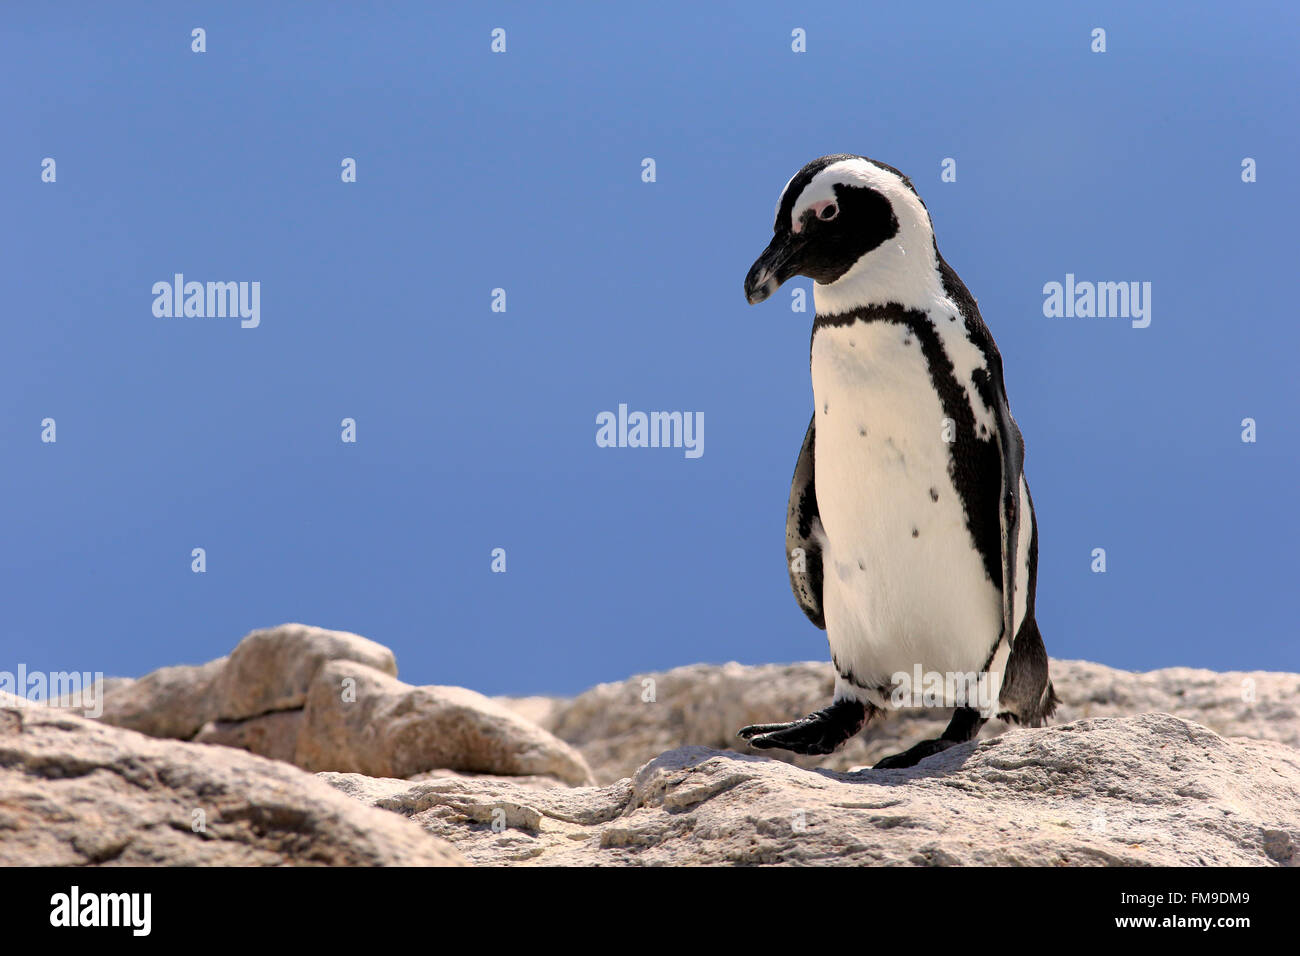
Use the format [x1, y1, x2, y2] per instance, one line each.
[809, 320, 1002, 700]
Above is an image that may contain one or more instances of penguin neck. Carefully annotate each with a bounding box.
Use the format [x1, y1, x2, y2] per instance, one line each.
[813, 232, 949, 319]
[808, 251, 998, 441]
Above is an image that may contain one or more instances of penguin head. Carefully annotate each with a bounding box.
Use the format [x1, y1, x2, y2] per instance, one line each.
[744, 155, 939, 314]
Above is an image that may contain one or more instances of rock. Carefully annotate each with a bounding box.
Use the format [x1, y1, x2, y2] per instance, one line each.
[1054, 660, 1300, 748]
[295, 661, 595, 786]
[500, 662, 841, 783]
[195, 710, 304, 764]
[51, 676, 136, 712]
[501, 695, 562, 730]
[13, 620, 1300, 868]
[84, 624, 399, 746]
[497, 659, 1300, 784]
[213, 624, 397, 721]
[73, 625, 594, 788]
[325, 713, 1300, 866]
[407, 768, 572, 790]
[98, 658, 228, 740]
[0, 693, 465, 866]
[321, 770, 629, 865]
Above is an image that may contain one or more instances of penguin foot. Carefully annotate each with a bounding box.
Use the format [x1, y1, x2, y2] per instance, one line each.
[737, 699, 866, 756]
[872, 738, 961, 769]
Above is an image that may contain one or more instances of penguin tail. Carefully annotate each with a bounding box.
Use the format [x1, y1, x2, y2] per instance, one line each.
[1039, 680, 1060, 722]
[996, 680, 1060, 728]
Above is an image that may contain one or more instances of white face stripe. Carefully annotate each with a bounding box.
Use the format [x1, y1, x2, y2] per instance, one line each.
[774, 172, 798, 222]
[788, 159, 921, 232]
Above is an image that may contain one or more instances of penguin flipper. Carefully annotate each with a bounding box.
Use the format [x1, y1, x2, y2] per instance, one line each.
[990, 373, 1025, 651]
[786, 414, 825, 629]
[939, 255, 1027, 654]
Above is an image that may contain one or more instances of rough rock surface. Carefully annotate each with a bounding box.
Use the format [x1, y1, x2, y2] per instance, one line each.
[498, 660, 1300, 784]
[196, 709, 304, 764]
[324, 713, 1300, 866]
[19, 623, 1300, 867]
[79, 624, 590, 786]
[212, 623, 397, 721]
[95, 658, 227, 740]
[294, 661, 594, 786]
[0, 692, 464, 866]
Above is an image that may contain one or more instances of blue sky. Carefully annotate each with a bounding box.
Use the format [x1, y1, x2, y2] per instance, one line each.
[3, 2, 1297, 695]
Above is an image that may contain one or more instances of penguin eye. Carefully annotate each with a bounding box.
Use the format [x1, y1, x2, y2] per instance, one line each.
[818, 203, 838, 221]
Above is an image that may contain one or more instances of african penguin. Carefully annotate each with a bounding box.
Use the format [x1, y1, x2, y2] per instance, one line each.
[738, 155, 1058, 769]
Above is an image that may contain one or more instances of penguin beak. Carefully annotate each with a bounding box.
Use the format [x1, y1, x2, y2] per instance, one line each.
[744, 232, 806, 305]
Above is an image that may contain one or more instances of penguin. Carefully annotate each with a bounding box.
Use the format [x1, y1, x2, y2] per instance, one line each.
[738, 154, 1058, 769]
